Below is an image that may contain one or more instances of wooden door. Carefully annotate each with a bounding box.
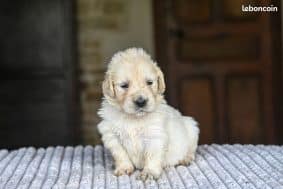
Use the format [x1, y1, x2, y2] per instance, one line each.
[154, 0, 282, 144]
[0, 0, 80, 148]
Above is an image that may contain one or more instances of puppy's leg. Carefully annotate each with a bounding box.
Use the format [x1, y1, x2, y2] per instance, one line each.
[102, 133, 134, 176]
[98, 121, 134, 176]
[178, 138, 198, 166]
[138, 140, 165, 180]
[178, 116, 199, 166]
[178, 149, 196, 166]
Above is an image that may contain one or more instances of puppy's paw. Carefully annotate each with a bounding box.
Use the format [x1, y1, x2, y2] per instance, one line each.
[178, 153, 195, 166]
[114, 162, 134, 176]
[137, 171, 154, 181]
[137, 168, 161, 181]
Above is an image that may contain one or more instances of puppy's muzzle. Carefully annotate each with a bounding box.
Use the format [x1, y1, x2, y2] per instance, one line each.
[134, 96, 148, 108]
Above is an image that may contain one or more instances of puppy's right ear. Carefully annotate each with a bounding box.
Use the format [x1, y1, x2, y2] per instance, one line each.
[102, 73, 116, 99]
[155, 66, 166, 94]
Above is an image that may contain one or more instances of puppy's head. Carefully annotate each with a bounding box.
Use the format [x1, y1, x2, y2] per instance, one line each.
[102, 48, 165, 117]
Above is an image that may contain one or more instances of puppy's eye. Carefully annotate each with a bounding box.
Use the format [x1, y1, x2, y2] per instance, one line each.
[146, 80, 153, 86]
[120, 83, 129, 89]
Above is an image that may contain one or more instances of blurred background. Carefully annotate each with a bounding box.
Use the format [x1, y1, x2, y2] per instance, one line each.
[0, 0, 282, 148]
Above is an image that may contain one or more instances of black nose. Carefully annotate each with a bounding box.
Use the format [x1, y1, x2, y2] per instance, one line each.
[134, 97, 147, 108]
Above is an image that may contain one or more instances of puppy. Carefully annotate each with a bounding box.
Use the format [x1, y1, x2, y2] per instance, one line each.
[97, 48, 199, 180]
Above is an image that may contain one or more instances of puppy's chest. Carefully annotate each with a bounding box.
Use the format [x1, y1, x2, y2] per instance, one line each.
[112, 117, 165, 156]
[115, 125, 145, 154]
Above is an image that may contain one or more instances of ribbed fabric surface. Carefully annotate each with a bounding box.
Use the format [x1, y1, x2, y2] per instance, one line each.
[0, 144, 282, 189]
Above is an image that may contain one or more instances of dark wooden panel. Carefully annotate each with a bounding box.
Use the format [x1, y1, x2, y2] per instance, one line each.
[178, 34, 259, 61]
[180, 78, 216, 144]
[0, 0, 79, 148]
[227, 76, 263, 143]
[154, 0, 281, 144]
[0, 79, 65, 104]
[0, 104, 68, 148]
[0, 79, 71, 148]
[0, 0, 65, 71]
[173, 0, 211, 24]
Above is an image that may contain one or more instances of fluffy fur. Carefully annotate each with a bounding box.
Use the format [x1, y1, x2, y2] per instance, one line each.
[97, 48, 199, 180]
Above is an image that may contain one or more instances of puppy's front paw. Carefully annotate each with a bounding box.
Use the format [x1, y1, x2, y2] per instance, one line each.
[138, 171, 154, 181]
[114, 162, 134, 176]
[178, 153, 195, 166]
[137, 168, 161, 181]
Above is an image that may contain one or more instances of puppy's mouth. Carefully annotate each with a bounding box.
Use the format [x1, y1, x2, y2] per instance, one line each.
[135, 108, 146, 115]
[134, 107, 151, 117]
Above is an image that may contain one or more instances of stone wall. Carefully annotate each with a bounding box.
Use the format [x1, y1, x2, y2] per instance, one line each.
[76, 0, 154, 144]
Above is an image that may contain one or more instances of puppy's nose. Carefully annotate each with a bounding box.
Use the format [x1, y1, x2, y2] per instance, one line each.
[134, 96, 147, 108]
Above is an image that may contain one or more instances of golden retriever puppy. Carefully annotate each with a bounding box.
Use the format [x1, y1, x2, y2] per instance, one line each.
[98, 48, 199, 180]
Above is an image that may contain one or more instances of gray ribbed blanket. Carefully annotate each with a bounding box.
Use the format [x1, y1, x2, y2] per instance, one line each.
[0, 144, 282, 189]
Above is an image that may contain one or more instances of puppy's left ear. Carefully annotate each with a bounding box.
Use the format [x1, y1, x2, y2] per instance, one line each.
[155, 65, 166, 94]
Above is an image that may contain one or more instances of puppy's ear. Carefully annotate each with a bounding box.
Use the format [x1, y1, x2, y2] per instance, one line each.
[102, 73, 116, 99]
[155, 65, 166, 94]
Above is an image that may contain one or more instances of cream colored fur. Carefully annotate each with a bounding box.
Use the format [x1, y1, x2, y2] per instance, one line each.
[97, 48, 199, 180]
